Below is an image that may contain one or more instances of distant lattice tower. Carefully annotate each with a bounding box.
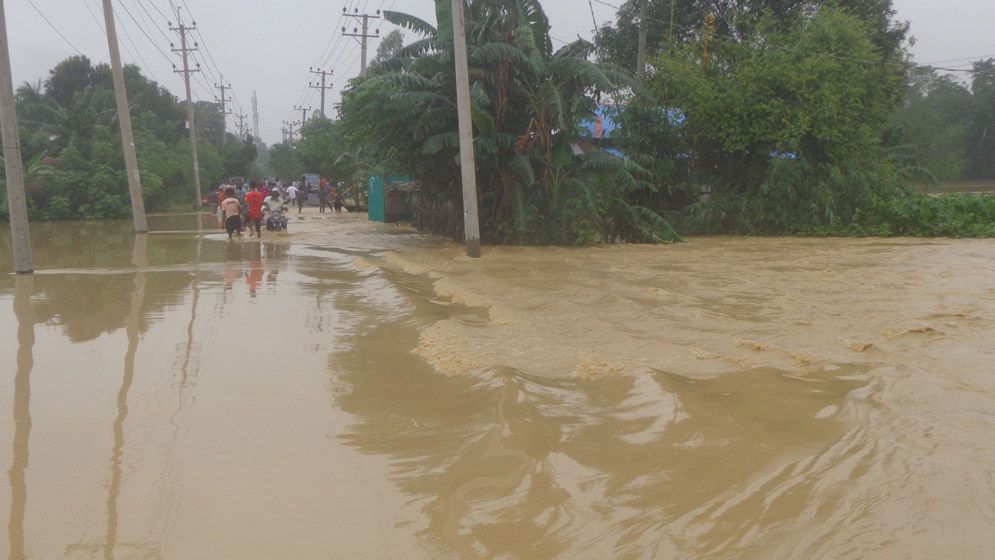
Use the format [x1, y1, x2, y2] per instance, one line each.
[252, 90, 260, 140]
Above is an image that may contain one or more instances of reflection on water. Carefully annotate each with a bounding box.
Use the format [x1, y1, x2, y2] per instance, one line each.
[8, 275, 34, 560]
[2, 219, 995, 559]
[103, 234, 150, 559]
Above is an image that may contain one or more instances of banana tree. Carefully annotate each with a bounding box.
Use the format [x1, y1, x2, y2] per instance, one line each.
[339, 0, 677, 243]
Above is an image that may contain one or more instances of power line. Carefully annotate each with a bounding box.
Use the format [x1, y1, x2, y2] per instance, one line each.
[112, 6, 158, 80]
[173, 0, 244, 116]
[82, 0, 106, 32]
[289, 0, 362, 121]
[590, 0, 964, 74]
[921, 54, 995, 66]
[26, 0, 84, 56]
[129, 0, 174, 44]
[114, 0, 173, 64]
[147, 0, 172, 23]
[342, 7, 382, 75]
[315, 2, 359, 69]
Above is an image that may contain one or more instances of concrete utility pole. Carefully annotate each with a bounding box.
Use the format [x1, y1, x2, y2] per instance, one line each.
[170, 12, 203, 207]
[251, 90, 260, 141]
[0, 0, 31, 272]
[100, 0, 147, 233]
[450, 0, 481, 258]
[342, 8, 380, 76]
[282, 120, 298, 143]
[293, 105, 310, 126]
[235, 112, 248, 139]
[214, 75, 231, 146]
[636, 0, 649, 76]
[308, 67, 334, 117]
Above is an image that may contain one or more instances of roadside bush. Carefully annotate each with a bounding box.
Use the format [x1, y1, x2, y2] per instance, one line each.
[848, 193, 995, 237]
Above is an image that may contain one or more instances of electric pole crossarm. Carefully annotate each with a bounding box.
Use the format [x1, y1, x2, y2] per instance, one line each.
[308, 67, 334, 117]
[235, 113, 248, 138]
[293, 105, 311, 126]
[170, 13, 203, 207]
[214, 75, 232, 145]
[342, 8, 381, 76]
[282, 120, 301, 142]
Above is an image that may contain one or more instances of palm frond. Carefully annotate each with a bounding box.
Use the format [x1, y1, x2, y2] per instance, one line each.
[383, 11, 437, 38]
[422, 131, 459, 154]
[470, 42, 530, 68]
[550, 57, 616, 92]
[395, 38, 441, 59]
[552, 39, 593, 60]
[363, 72, 440, 92]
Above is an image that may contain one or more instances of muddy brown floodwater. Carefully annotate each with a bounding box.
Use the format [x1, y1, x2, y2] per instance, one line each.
[1, 210, 994, 559]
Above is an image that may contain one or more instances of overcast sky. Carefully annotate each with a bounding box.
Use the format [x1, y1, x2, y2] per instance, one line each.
[6, 0, 994, 145]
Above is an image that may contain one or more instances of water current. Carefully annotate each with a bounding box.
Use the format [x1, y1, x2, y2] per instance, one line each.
[1, 211, 994, 559]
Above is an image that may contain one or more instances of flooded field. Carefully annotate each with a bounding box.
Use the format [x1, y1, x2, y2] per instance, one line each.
[2, 211, 994, 559]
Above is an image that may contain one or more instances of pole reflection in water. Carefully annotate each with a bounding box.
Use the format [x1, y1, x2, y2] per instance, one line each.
[104, 233, 148, 560]
[8, 275, 34, 560]
[177, 229, 202, 390]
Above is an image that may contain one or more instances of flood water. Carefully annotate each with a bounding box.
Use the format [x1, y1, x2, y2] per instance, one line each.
[2, 212, 994, 559]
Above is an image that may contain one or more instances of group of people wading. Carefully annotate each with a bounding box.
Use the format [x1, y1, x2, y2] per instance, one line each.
[215, 177, 344, 240]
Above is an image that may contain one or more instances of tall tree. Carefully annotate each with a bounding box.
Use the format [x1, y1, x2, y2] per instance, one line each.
[638, 6, 909, 232]
[374, 29, 405, 64]
[967, 59, 995, 179]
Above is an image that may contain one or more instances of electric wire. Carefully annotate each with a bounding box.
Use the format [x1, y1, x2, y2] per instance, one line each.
[289, 0, 364, 122]
[590, 0, 985, 74]
[28, 0, 85, 56]
[114, 0, 174, 64]
[129, 0, 175, 44]
[113, 6, 160, 81]
[146, 0, 172, 24]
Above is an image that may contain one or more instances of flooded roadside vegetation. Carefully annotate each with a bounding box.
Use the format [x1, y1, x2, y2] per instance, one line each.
[2, 216, 994, 558]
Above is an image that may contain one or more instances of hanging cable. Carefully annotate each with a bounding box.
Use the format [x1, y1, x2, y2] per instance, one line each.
[27, 0, 84, 56]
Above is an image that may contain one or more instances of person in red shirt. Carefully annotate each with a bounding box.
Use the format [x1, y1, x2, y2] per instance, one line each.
[244, 181, 265, 237]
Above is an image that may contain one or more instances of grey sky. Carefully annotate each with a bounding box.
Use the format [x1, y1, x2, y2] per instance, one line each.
[5, 1, 993, 145]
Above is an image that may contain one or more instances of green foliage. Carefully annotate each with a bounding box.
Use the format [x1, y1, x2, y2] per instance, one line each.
[623, 6, 919, 234]
[339, 0, 678, 244]
[267, 141, 305, 180]
[374, 29, 406, 65]
[595, 0, 907, 74]
[964, 59, 995, 179]
[297, 117, 348, 179]
[1, 56, 258, 221]
[888, 69, 973, 182]
[847, 193, 995, 237]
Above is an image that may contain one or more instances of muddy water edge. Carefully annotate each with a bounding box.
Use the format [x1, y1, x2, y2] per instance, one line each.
[1, 213, 994, 559]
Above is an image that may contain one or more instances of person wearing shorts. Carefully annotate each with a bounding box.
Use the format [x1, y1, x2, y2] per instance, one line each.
[244, 182, 264, 237]
[221, 187, 242, 239]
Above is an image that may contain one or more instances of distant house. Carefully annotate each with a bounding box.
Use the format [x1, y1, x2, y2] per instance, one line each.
[578, 106, 687, 158]
[579, 106, 624, 157]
